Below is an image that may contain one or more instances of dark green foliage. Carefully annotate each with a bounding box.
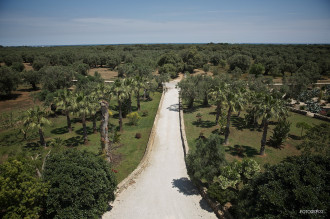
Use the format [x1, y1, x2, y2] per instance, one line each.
[181, 48, 205, 72]
[159, 63, 177, 78]
[43, 150, 117, 219]
[72, 62, 90, 76]
[0, 66, 20, 96]
[238, 155, 330, 218]
[32, 56, 50, 71]
[21, 70, 40, 90]
[249, 63, 265, 75]
[106, 55, 121, 70]
[269, 119, 291, 148]
[298, 123, 330, 156]
[40, 66, 74, 92]
[0, 158, 49, 219]
[228, 54, 251, 72]
[186, 134, 226, 183]
[3, 53, 22, 66]
[11, 62, 25, 72]
[208, 185, 237, 205]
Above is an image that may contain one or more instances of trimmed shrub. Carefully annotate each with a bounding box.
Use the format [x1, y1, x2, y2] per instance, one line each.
[141, 110, 148, 117]
[43, 150, 117, 219]
[269, 119, 291, 148]
[127, 112, 141, 126]
[135, 133, 142, 139]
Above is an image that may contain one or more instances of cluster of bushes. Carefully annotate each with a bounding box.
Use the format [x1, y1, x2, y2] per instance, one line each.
[0, 150, 117, 218]
[186, 133, 330, 218]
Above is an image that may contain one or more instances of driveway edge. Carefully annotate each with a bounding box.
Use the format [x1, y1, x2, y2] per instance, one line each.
[115, 89, 165, 195]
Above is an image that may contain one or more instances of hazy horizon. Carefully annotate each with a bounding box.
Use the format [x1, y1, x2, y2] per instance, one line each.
[1, 0, 330, 46]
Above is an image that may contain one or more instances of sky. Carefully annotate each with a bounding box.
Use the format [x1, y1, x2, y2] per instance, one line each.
[0, 0, 330, 46]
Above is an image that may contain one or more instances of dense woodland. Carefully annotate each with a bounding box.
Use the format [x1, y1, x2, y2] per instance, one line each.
[0, 43, 329, 218]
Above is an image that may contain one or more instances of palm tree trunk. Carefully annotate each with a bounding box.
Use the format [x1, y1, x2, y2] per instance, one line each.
[224, 106, 232, 145]
[82, 114, 88, 144]
[128, 93, 132, 113]
[92, 114, 97, 134]
[118, 99, 123, 132]
[137, 91, 141, 111]
[66, 110, 72, 133]
[188, 97, 194, 109]
[260, 119, 269, 155]
[39, 128, 46, 147]
[203, 93, 208, 106]
[100, 101, 111, 162]
[215, 101, 222, 123]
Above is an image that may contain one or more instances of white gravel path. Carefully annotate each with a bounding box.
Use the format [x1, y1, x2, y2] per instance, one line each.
[102, 81, 216, 219]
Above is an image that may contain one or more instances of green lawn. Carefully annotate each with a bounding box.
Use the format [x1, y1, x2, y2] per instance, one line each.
[0, 91, 162, 183]
[183, 101, 325, 169]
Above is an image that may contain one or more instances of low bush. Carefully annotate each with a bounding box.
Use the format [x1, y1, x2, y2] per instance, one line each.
[269, 119, 291, 148]
[135, 133, 142, 139]
[127, 112, 141, 126]
[43, 150, 117, 219]
[141, 110, 148, 117]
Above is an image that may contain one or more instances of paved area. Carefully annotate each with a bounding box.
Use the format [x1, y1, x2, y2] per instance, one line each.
[102, 81, 216, 219]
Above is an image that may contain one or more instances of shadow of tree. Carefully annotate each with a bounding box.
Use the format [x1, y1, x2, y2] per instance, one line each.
[75, 126, 93, 135]
[226, 145, 259, 158]
[0, 93, 22, 101]
[199, 199, 214, 213]
[167, 104, 179, 112]
[171, 177, 199, 196]
[192, 120, 216, 128]
[171, 178, 214, 213]
[64, 136, 84, 147]
[51, 126, 72, 135]
[289, 134, 301, 140]
[24, 142, 41, 151]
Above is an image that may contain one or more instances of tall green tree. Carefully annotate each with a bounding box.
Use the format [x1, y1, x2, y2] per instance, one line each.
[53, 89, 74, 133]
[72, 92, 92, 144]
[113, 79, 129, 132]
[23, 106, 51, 147]
[255, 92, 287, 155]
[238, 155, 330, 218]
[209, 79, 229, 124]
[224, 81, 247, 145]
[0, 66, 20, 96]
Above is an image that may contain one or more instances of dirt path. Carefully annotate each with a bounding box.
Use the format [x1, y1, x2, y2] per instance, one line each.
[103, 81, 216, 219]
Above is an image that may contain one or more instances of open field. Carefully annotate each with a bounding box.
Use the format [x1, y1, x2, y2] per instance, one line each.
[88, 67, 118, 80]
[183, 101, 325, 169]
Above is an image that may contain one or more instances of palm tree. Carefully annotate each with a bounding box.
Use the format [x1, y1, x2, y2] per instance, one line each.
[100, 100, 111, 162]
[224, 90, 244, 145]
[113, 79, 129, 132]
[53, 89, 73, 133]
[23, 106, 51, 147]
[209, 81, 228, 124]
[72, 92, 92, 144]
[133, 76, 146, 111]
[123, 78, 135, 113]
[255, 92, 287, 155]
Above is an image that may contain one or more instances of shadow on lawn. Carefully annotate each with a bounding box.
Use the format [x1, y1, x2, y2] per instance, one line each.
[64, 136, 84, 147]
[226, 145, 259, 158]
[75, 127, 93, 135]
[51, 126, 72, 135]
[231, 115, 262, 132]
[192, 120, 216, 128]
[24, 142, 41, 151]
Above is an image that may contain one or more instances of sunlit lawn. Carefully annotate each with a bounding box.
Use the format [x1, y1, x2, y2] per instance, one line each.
[183, 101, 324, 170]
[0, 90, 162, 183]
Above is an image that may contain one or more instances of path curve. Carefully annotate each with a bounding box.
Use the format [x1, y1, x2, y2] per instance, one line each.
[103, 81, 216, 219]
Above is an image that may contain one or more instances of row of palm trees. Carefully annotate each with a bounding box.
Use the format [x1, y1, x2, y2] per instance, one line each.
[179, 75, 287, 155]
[21, 76, 151, 149]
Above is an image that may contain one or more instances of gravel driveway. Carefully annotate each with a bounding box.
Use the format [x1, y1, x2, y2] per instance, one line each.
[103, 81, 216, 219]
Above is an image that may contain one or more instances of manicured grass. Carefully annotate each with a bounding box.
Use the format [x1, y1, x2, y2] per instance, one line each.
[183, 101, 325, 170]
[0, 91, 162, 183]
